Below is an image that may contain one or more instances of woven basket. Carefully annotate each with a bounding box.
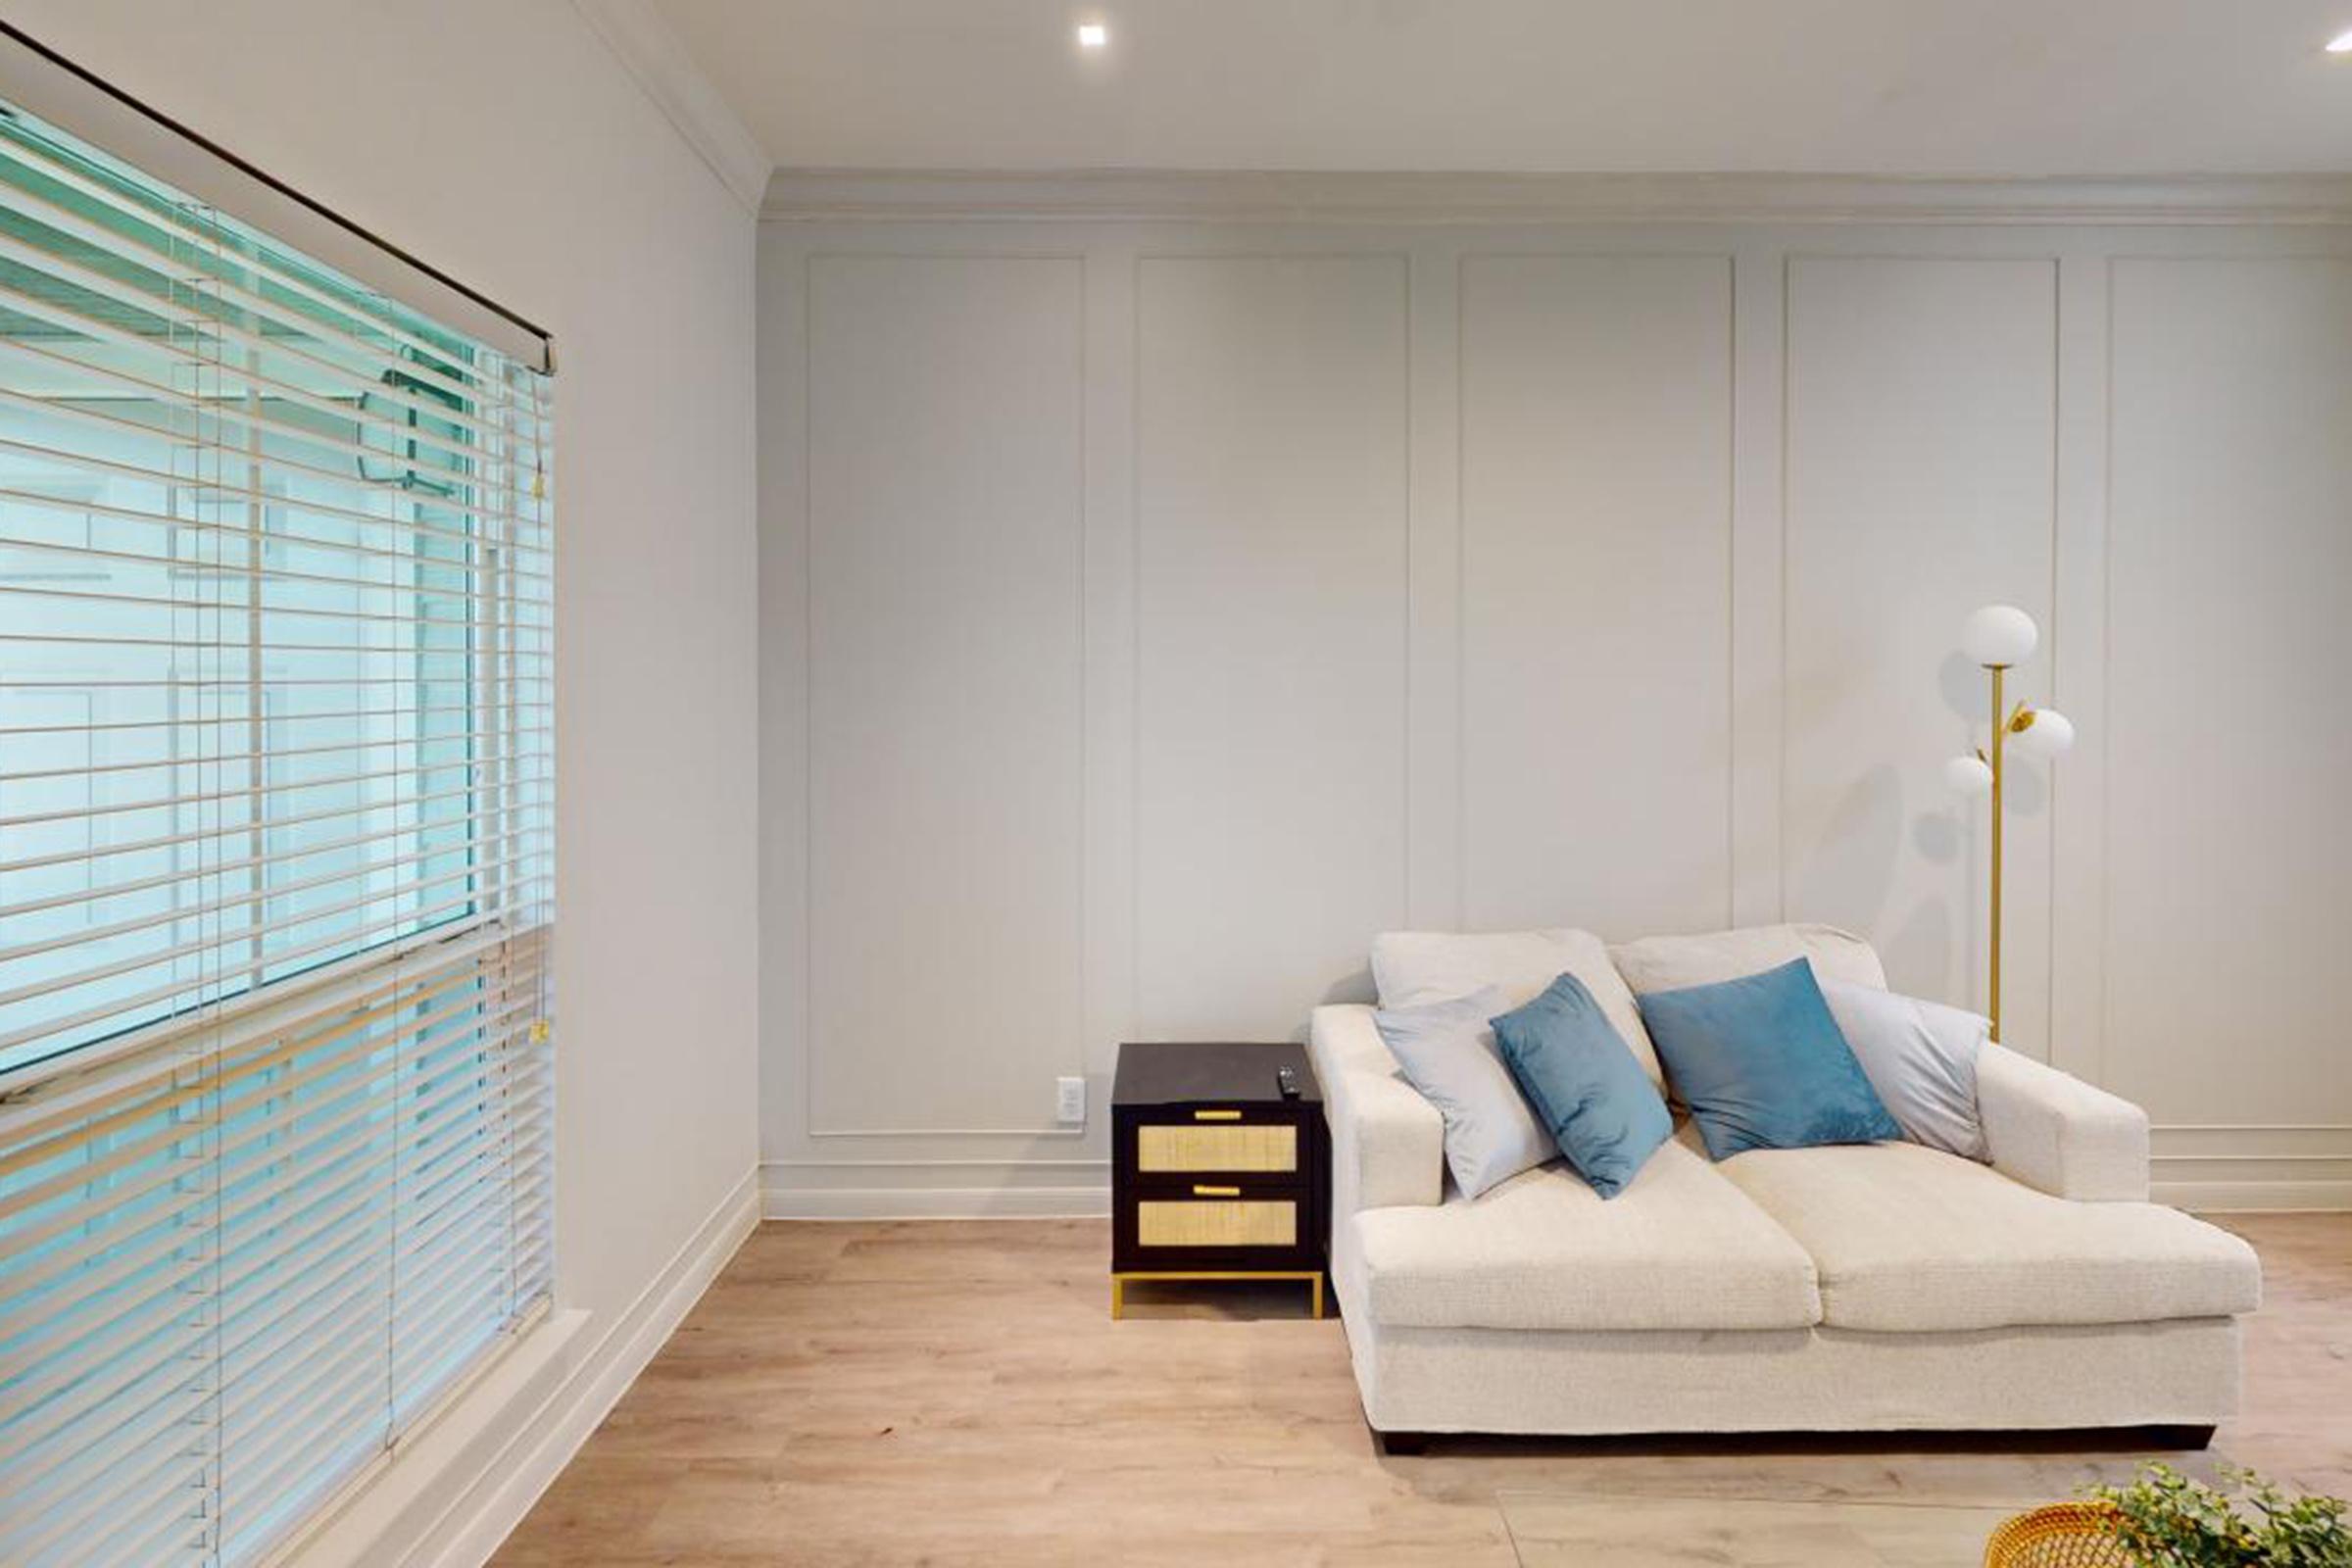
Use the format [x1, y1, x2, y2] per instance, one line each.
[1983, 1500, 2136, 1567]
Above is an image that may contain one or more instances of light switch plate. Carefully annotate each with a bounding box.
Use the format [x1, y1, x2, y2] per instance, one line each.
[1055, 1076, 1086, 1124]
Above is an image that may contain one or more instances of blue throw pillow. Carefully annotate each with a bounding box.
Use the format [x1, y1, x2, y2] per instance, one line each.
[1489, 972, 1672, 1199]
[1636, 957, 1903, 1160]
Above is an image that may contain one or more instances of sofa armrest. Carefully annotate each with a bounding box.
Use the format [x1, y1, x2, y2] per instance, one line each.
[1977, 1042, 2150, 1201]
[1308, 1004, 1443, 1214]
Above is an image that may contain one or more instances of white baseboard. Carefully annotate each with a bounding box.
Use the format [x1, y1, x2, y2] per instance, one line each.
[285, 1165, 760, 1568]
[760, 1159, 1110, 1220]
[2153, 1134, 2352, 1212]
[762, 1186, 1111, 1219]
[2156, 1179, 2352, 1212]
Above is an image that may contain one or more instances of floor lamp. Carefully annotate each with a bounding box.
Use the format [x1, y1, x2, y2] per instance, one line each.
[1943, 605, 2074, 1043]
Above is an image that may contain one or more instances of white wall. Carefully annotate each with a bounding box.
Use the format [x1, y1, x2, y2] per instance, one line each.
[760, 194, 2352, 1215]
[1, 0, 763, 1558]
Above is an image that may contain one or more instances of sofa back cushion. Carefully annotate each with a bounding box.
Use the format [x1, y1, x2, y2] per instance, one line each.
[1608, 922, 1887, 997]
[1371, 928, 1660, 1085]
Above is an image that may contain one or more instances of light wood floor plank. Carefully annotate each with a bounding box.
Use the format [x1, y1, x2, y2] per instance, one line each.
[493, 1213, 2349, 1566]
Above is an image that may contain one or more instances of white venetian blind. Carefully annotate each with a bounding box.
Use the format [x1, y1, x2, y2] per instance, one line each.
[0, 79, 555, 1568]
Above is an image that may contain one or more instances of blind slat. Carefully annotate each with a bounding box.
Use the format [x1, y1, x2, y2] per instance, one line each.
[0, 319, 538, 496]
[60, 1478, 212, 1568]
[0, 983, 543, 1268]
[0, 138, 544, 418]
[0, 834, 550, 956]
[0, 268, 518, 475]
[0, 817, 549, 929]
[0, 773, 545, 887]
[0, 917, 545, 1157]
[0, 734, 553, 790]
[0, 151, 548, 425]
[0, 866, 550, 1061]
[0, 479, 552, 585]
[3, 1428, 208, 1562]
[0, 511, 556, 592]
[0, 421, 551, 547]
[0, 113, 546, 387]
[0, 379, 548, 530]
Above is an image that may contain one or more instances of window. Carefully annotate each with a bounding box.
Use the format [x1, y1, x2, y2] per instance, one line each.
[0, 73, 554, 1568]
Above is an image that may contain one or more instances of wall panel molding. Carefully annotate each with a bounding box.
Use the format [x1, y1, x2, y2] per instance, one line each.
[2047, 248, 2113, 1084]
[802, 252, 1089, 1138]
[1132, 251, 1412, 1036]
[1455, 251, 1736, 936]
[1405, 243, 1464, 929]
[2102, 255, 2352, 1128]
[760, 212, 2352, 1214]
[1728, 244, 1789, 927]
[1781, 253, 2060, 1041]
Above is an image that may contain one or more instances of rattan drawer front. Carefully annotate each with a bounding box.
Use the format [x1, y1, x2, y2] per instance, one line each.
[1136, 1122, 1298, 1174]
[1135, 1199, 1297, 1250]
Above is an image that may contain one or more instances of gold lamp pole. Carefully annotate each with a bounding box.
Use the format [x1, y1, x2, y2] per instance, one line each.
[1947, 606, 2075, 1043]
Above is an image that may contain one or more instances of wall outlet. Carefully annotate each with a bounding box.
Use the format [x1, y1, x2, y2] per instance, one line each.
[1055, 1076, 1087, 1125]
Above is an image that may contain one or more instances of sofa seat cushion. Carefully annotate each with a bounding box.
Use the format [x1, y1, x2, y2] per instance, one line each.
[1720, 1141, 2261, 1333]
[1350, 1138, 1822, 1332]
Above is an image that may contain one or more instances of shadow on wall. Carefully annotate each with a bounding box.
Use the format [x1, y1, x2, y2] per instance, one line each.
[1311, 641, 2067, 1031]
[1794, 760, 1931, 983]
[1312, 967, 1378, 1035]
[1787, 649, 2050, 1011]
[1798, 760, 1972, 1004]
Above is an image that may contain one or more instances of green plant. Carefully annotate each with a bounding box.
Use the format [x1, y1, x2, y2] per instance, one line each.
[2084, 1463, 2352, 1566]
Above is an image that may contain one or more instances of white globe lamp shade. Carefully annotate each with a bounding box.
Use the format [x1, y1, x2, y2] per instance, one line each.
[2011, 708, 2076, 759]
[1944, 755, 1994, 797]
[1962, 604, 2038, 668]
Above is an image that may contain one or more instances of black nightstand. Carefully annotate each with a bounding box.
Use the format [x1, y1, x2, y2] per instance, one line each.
[1109, 1041, 1329, 1319]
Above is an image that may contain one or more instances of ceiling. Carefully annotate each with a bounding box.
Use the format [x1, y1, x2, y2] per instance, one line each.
[653, 0, 2352, 178]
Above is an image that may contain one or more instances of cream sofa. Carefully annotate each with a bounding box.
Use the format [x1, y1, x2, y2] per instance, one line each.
[1309, 926, 2263, 1451]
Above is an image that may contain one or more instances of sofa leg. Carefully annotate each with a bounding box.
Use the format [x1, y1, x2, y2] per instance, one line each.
[2142, 1423, 2217, 1450]
[1373, 1429, 1430, 1456]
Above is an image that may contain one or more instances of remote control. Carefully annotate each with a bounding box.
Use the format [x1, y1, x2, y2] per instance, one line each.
[1276, 1065, 1301, 1100]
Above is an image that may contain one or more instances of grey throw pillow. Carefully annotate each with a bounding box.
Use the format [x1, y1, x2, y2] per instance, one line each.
[1818, 978, 1989, 1160]
[1372, 985, 1552, 1199]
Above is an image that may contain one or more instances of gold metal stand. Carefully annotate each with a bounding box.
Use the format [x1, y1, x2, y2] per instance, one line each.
[1959, 607, 2072, 1048]
[1981, 663, 2055, 1044]
[1110, 1271, 1325, 1320]
[1987, 663, 2006, 1043]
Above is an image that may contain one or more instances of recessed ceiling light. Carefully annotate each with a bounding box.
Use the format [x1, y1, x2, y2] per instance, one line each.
[1076, 21, 1108, 50]
[2329, 26, 2352, 52]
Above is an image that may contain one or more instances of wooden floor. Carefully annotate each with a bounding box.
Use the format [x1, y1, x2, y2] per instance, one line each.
[493, 1214, 2350, 1566]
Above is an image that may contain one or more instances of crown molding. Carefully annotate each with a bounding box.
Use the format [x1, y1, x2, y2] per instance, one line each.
[760, 168, 2352, 226]
[572, 0, 771, 216]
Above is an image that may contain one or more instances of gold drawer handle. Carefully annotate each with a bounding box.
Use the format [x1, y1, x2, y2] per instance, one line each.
[1193, 1109, 1243, 1121]
[1191, 1184, 1241, 1198]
